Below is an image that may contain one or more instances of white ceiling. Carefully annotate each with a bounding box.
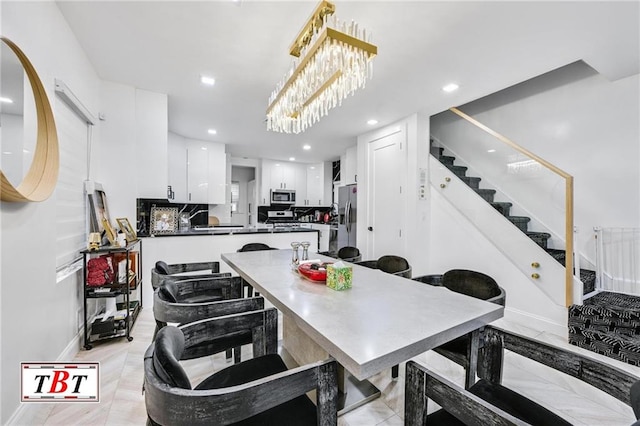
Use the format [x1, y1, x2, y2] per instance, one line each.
[55, 1, 639, 164]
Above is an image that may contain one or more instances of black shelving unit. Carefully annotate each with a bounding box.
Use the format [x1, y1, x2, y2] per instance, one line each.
[81, 240, 142, 350]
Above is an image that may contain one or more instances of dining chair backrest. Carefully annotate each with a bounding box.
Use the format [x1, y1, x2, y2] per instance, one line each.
[442, 269, 504, 304]
[238, 243, 274, 252]
[337, 246, 361, 262]
[377, 255, 412, 278]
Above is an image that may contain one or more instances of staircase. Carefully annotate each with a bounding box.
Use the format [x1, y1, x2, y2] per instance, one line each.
[433, 147, 640, 366]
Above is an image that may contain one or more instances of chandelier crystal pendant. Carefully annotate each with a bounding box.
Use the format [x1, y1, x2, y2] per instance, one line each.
[266, 1, 377, 134]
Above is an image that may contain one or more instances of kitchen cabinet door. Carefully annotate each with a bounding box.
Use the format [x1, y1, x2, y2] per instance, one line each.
[207, 143, 226, 205]
[260, 160, 273, 205]
[306, 163, 324, 206]
[343, 145, 357, 185]
[167, 133, 187, 202]
[186, 141, 209, 203]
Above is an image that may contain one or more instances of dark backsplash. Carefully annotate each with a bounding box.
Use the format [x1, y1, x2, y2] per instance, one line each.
[136, 198, 208, 236]
[257, 205, 334, 223]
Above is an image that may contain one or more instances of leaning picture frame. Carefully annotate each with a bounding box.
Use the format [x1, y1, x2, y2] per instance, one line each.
[150, 207, 178, 234]
[102, 218, 117, 246]
[116, 217, 137, 242]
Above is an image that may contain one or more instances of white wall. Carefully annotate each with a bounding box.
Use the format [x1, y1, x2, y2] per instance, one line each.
[431, 61, 640, 265]
[0, 2, 102, 423]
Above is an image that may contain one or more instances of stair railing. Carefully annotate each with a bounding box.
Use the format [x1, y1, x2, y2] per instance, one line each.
[448, 107, 576, 307]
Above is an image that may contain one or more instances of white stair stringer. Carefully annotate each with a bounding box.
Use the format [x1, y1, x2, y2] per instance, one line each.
[430, 155, 567, 306]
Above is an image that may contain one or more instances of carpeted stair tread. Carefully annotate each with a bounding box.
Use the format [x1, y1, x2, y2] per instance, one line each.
[508, 216, 531, 232]
[526, 232, 551, 249]
[473, 188, 496, 202]
[461, 176, 481, 189]
[445, 164, 468, 177]
[581, 270, 596, 294]
[439, 155, 456, 165]
[491, 202, 513, 216]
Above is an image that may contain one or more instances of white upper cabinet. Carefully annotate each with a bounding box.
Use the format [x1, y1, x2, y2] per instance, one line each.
[260, 159, 329, 206]
[206, 142, 226, 205]
[342, 145, 357, 185]
[305, 163, 325, 206]
[261, 159, 303, 205]
[136, 90, 168, 199]
[168, 133, 226, 204]
[167, 132, 187, 202]
[186, 141, 209, 203]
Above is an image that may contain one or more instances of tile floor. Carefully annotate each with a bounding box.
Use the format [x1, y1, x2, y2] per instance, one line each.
[12, 307, 640, 425]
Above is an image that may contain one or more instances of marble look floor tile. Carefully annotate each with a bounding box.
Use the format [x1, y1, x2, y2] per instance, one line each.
[338, 398, 396, 426]
[376, 414, 405, 425]
[503, 351, 635, 423]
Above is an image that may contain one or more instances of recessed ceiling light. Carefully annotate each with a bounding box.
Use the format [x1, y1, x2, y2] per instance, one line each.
[289, 157, 296, 161]
[0, 97, 13, 103]
[303, 144, 311, 150]
[201, 146, 208, 151]
[487, 149, 496, 153]
[200, 75, 215, 86]
[367, 119, 378, 125]
[208, 129, 217, 135]
[442, 83, 459, 93]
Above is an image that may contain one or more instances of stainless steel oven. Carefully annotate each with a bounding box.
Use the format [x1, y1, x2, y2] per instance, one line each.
[270, 189, 296, 205]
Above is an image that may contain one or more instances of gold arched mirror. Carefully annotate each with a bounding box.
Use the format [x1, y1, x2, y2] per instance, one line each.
[0, 36, 58, 202]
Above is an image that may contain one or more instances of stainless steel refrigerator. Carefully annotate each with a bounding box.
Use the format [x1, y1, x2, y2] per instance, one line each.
[337, 184, 357, 249]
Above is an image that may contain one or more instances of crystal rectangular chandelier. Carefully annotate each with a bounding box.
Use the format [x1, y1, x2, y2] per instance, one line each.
[266, 1, 377, 134]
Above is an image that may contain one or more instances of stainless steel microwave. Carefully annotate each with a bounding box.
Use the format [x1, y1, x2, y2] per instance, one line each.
[270, 189, 296, 205]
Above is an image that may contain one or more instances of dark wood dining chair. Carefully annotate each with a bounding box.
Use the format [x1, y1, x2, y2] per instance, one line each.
[151, 260, 231, 291]
[405, 325, 640, 425]
[237, 243, 277, 297]
[414, 269, 505, 389]
[144, 309, 339, 426]
[153, 275, 246, 360]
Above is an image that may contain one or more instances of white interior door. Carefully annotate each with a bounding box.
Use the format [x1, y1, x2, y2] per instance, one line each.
[368, 130, 405, 258]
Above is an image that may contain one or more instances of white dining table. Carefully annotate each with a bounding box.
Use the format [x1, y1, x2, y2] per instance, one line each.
[222, 249, 504, 412]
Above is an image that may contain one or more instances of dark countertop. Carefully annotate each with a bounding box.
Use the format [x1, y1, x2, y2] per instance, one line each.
[140, 227, 318, 238]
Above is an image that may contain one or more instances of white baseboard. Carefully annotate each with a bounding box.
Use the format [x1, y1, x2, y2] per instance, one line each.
[6, 329, 83, 425]
[57, 328, 84, 362]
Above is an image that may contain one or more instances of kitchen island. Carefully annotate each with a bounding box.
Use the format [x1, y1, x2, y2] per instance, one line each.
[141, 227, 318, 304]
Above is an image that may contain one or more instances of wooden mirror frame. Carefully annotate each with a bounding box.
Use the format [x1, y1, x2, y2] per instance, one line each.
[0, 36, 58, 202]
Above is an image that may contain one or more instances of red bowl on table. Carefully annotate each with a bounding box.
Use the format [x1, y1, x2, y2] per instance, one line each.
[297, 262, 332, 283]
